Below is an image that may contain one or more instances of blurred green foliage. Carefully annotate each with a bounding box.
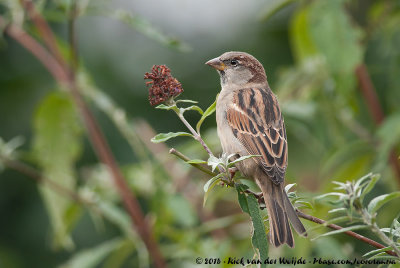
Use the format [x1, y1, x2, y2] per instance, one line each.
[1, 0, 400, 267]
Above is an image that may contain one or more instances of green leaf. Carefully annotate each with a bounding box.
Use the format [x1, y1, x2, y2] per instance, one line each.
[227, 154, 261, 168]
[328, 208, 347, 214]
[315, 192, 347, 200]
[167, 194, 198, 227]
[294, 200, 313, 210]
[360, 174, 380, 202]
[203, 174, 223, 206]
[155, 104, 178, 111]
[363, 246, 393, 258]
[235, 184, 268, 266]
[196, 96, 217, 134]
[285, 183, 297, 193]
[33, 91, 83, 250]
[0, 136, 24, 159]
[289, 6, 318, 62]
[59, 238, 123, 268]
[259, 0, 296, 21]
[247, 194, 269, 266]
[175, 99, 198, 104]
[312, 225, 368, 240]
[107, 9, 191, 52]
[368, 192, 400, 214]
[308, 0, 363, 74]
[151, 132, 193, 143]
[376, 114, 400, 171]
[236, 184, 250, 214]
[180, 105, 204, 115]
[207, 155, 223, 172]
[186, 159, 207, 164]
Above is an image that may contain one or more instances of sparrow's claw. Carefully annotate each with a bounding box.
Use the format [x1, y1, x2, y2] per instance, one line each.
[229, 167, 238, 178]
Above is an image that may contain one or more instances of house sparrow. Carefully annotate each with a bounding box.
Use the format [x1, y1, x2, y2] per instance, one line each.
[206, 51, 307, 247]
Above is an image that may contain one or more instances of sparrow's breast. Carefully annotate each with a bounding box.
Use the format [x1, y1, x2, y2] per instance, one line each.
[216, 88, 259, 178]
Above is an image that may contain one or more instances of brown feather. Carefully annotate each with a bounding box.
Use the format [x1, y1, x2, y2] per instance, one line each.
[226, 87, 287, 184]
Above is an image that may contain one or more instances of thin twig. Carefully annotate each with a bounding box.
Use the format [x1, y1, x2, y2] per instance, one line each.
[5, 4, 167, 267]
[359, 208, 400, 257]
[0, 155, 92, 207]
[21, 0, 66, 69]
[68, 0, 79, 70]
[355, 64, 400, 183]
[169, 147, 398, 257]
[176, 112, 214, 157]
[169, 148, 217, 176]
[0, 17, 68, 83]
[296, 209, 398, 257]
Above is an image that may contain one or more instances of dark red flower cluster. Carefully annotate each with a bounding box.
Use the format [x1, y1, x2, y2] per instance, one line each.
[144, 65, 183, 106]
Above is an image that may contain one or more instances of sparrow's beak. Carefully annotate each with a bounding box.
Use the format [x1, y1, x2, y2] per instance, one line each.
[205, 57, 225, 71]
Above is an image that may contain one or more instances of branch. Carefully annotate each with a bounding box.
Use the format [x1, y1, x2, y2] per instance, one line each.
[169, 148, 217, 177]
[0, 155, 93, 208]
[3, 3, 167, 267]
[169, 148, 398, 257]
[176, 111, 214, 157]
[21, 0, 66, 68]
[355, 64, 400, 183]
[0, 17, 68, 83]
[68, 0, 79, 69]
[296, 210, 397, 257]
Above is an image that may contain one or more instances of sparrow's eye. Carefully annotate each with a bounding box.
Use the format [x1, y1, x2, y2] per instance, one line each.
[230, 59, 239, 66]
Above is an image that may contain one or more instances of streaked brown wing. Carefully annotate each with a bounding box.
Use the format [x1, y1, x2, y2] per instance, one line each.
[226, 87, 287, 184]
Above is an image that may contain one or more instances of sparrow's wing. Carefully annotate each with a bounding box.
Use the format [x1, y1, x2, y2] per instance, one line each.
[226, 87, 287, 184]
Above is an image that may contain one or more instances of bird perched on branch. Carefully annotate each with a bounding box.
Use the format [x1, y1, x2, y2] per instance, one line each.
[206, 51, 307, 247]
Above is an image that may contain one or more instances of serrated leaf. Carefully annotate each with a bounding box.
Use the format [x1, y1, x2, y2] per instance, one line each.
[312, 225, 368, 240]
[59, 238, 123, 268]
[151, 132, 193, 143]
[227, 154, 261, 168]
[368, 192, 400, 214]
[180, 105, 203, 115]
[33, 91, 83, 250]
[196, 96, 217, 134]
[186, 159, 207, 164]
[203, 174, 223, 207]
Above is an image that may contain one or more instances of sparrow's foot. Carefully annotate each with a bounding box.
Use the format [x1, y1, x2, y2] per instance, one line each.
[229, 167, 238, 179]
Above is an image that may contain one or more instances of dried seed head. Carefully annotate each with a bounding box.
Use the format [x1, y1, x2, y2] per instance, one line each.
[144, 65, 183, 106]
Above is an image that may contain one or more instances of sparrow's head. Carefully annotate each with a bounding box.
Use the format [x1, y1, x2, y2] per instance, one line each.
[206, 51, 267, 87]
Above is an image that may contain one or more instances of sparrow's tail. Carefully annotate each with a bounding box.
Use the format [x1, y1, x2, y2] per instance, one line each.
[255, 176, 307, 248]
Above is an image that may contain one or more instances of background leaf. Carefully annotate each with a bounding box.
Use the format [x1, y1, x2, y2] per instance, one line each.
[196, 97, 217, 134]
[59, 238, 123, 268]
[235, 184, 268, 267]
[33, 91, 83, 250]
[151, 132, 193, 143]
[368, 192, 400, 214]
